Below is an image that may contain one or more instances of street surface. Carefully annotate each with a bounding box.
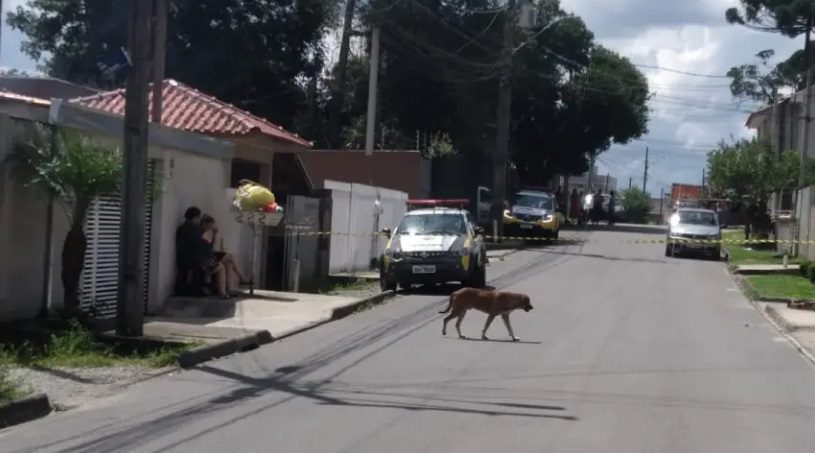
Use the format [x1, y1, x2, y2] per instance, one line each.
[3, 226, 815, 452]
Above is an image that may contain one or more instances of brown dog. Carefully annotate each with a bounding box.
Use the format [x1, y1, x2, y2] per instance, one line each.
[439, 287, 533, 341]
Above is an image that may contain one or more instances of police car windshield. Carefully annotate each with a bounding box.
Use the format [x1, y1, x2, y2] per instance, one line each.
[513, 194, 553, 210]
[397, 214, 466, 236]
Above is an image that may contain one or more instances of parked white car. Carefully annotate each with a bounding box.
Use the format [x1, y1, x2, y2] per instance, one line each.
[666, 208, 721, 260]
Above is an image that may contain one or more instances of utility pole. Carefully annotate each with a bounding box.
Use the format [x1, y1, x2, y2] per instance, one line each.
[642, 146, 649, 193]
[701, 168, 706, 197]
[604, 173, 609, 192]
[659, 187, 665, 224]
[117, 0, 152, 337]
[491, 0, 517, 238]
[628, 177, 632, 191]
[364, 25, 381, 156]
[151, 0, 167, 124]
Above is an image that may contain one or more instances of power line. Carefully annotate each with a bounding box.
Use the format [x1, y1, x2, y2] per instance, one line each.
[632, 63, 730, 79]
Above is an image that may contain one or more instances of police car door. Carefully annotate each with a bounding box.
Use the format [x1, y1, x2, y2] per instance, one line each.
[465, 211, 485, 265]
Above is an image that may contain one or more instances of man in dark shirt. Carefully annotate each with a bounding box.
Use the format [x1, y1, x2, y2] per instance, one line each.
[175, 206, 203, 295]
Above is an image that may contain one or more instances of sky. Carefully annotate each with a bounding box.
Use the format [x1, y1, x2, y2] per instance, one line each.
[0, 0, 806, 196]
[560, 0, 804, 195]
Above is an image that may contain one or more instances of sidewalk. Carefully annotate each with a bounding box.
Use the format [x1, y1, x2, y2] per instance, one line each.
[762, 302, 815, 362]
[148, 290, 390, 343]
[734, 264, 799, 275]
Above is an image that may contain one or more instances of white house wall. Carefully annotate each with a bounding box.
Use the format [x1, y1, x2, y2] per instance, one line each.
[324, 180, 407, 274]
[0, 115, 50, 322]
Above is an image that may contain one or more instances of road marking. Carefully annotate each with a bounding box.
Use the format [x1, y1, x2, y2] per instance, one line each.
[726, 288, 739, 292]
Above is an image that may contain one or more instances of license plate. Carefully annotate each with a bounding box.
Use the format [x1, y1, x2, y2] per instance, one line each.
[520, 224, 534, 229]
[412, 265, 436, 274]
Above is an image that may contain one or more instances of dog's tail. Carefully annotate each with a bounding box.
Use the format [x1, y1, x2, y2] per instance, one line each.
[438, 294, 454, 314]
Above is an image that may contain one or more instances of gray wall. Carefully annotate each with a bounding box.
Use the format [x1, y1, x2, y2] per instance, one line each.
[0, 115, 50, 321]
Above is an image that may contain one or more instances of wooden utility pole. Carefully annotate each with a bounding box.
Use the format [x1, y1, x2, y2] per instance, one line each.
[491, 0, 516, 238]
[151, 0, 167, 123]
[364, 25, 381, 156]
[642, 146, 649, 193]
[117, 0, 152, 337]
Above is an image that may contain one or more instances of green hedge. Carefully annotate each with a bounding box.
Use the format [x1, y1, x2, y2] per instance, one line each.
[800, 261, 811, 277]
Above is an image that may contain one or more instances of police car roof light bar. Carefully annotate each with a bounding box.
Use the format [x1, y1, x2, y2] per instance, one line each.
[406, 199, 469, 210]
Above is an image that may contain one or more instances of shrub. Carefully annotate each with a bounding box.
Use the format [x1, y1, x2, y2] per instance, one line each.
[800, 261, 811, 277]
[621, 188, 651, 224]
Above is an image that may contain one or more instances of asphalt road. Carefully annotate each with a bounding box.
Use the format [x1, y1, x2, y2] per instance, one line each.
[4, 226, 815, 453]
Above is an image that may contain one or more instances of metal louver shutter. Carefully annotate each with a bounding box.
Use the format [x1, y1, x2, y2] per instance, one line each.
[80, 160, 156, 318]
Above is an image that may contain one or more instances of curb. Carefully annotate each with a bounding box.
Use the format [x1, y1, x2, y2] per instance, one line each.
[765, 305, 796, 332]
[330, 290, 396, 321]
[727, 269, 815, 366]
[764, 305, 815, 333]
[177, 330, 273, 369]
[757, 303, 815, 367]
[734, 268, 800, 276]
[0, 393, 52, 428]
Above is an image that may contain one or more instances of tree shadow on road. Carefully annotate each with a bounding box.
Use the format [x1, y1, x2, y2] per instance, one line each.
[569, 224, 667, 235]
[523, 249, 675, 265]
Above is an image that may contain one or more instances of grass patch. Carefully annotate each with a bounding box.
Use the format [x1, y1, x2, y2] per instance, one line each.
[316, 278, 376, 295]
[0, 368, 24, 403]
[722, 230, 798, 265]
[0, 320, 190, 369]
[745, 275, 815, 300]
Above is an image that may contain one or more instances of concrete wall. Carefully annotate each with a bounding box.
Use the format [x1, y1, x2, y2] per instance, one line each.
[150, 149, 266, 312]
[299, 150, 428, 198]
[324, 180, 407, 274]
[0, 115, 50, 321]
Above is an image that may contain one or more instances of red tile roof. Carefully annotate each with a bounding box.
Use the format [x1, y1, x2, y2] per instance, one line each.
[72, 79, 312, 147]
[0, 89, 51, 106]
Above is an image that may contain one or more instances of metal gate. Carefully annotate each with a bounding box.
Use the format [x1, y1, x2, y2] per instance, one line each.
[79, 161, 155, 318]
[283, 194, 329, 291]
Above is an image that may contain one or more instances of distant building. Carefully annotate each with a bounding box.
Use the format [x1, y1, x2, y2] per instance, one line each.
[562, 166, 617, 194]
[670, 183, 702, 204]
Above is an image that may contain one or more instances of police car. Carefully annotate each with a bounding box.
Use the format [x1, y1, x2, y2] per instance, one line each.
[503, 189, 561, 239]
[380, 199, 487, 291]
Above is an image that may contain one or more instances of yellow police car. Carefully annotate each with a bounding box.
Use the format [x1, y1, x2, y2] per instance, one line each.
[380, 199, 487, 291]
[503, 189, 561, 239]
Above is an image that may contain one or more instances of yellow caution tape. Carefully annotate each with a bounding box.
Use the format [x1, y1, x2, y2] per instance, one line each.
[275, 226, 815, 245]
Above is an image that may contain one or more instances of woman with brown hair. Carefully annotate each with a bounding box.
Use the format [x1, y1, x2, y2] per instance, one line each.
[200, 214, 250, 298]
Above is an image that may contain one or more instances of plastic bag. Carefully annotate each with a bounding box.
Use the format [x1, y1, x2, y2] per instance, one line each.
[234, 179, 275, 211]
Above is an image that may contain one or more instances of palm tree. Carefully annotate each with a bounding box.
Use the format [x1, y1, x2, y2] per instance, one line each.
[9, 124, 121, 313]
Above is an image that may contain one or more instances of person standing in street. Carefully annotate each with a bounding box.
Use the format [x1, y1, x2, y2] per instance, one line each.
[569, 188, 580, 225]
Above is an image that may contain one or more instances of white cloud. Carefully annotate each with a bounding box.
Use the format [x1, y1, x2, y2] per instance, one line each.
[561, 0, 806, 194]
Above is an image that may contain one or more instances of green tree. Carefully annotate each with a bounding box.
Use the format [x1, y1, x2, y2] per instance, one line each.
[706, 139, 815, 206]
[727, 49, 807, 104]
[8, 125, 122, 313]
[621, 187, 652, 224]
[726, 0, 815, 36]
[7, 0, 332, 130]
[352, 0, 648, 185]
